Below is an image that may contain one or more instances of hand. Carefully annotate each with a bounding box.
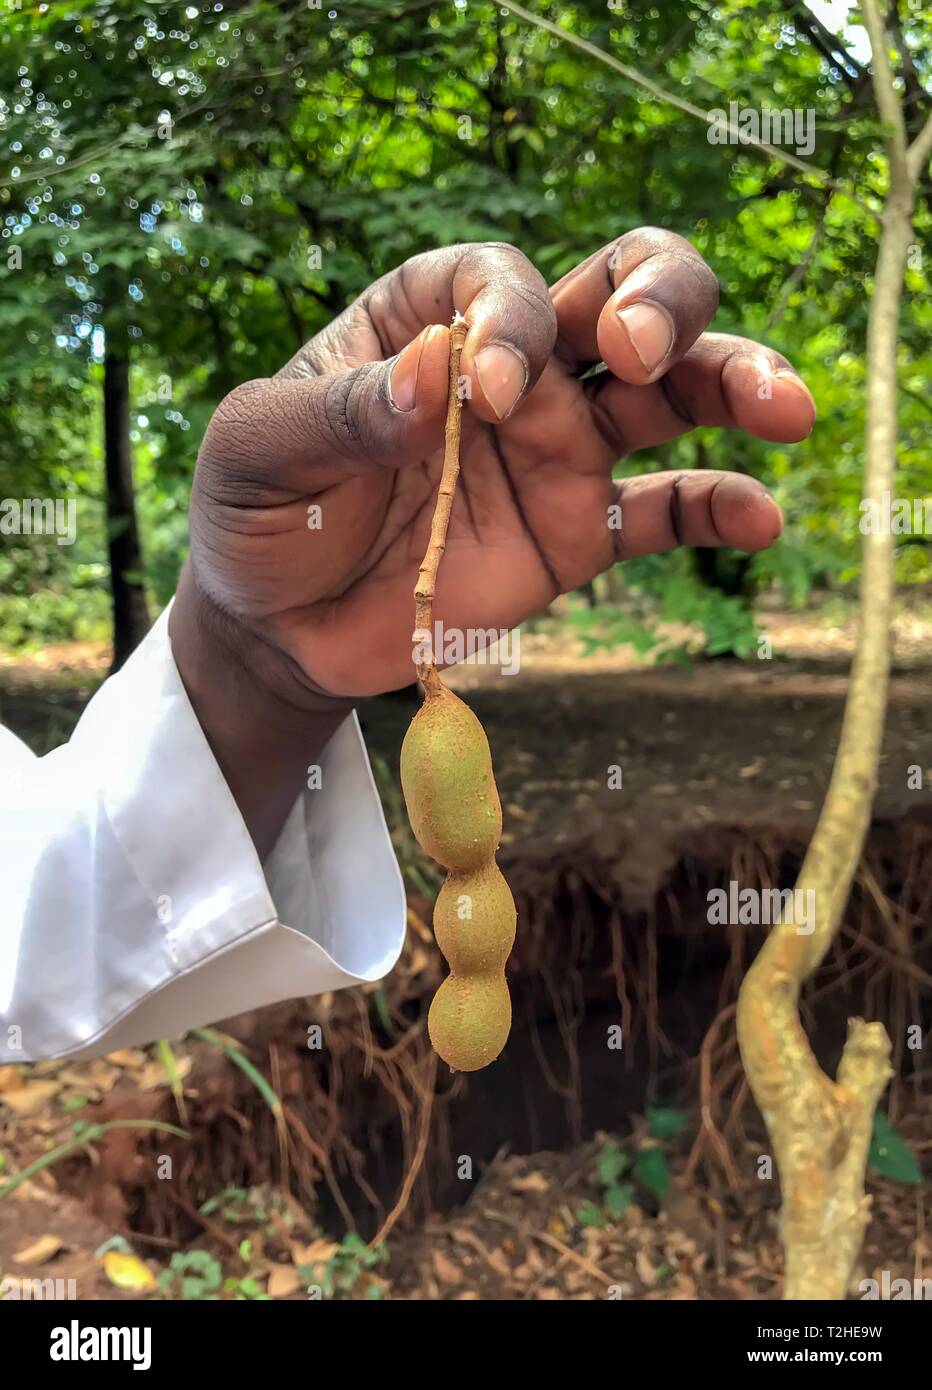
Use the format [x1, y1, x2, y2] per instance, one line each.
[184, 232, 815, 703]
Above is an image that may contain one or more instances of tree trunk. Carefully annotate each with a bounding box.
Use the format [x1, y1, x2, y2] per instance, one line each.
[103, 347, 150, 672]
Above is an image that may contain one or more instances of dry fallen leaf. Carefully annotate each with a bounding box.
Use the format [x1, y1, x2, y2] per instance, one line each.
[510, 1171, 549, 1194]
[431, 1250, 462, 1286]
[14, 1234, 62, 1265]
[635, 1249, 657, 1286]
[102, 1251, 156, 1292]
[30, 1117, 60, 1136]
[138, 1055, 193, 1091]
[1, 1080, 60, 1116]
[8, 1178, 57, 1204]
[289, 1238, 338, 1269]
[267, 1265, 303, 1299]
[106, 1049, 148, 1069]
[408, 947, 431, 977]
[76, 1062, 121, 1093]
[0, 1066, 24, 1095]
[406, 908, 433, 942]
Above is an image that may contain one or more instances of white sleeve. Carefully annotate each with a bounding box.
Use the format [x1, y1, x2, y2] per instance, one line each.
[0, 607, 406, 1062]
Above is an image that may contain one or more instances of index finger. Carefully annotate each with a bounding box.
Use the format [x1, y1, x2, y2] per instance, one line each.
[363, 241, 558, 423]
[551, 227, 720, 383]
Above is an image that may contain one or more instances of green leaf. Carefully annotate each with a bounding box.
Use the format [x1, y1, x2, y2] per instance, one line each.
[371, 987, 394, 1038]
[596, 1140, 629, 1186]
[635, 1146, 670, 1199]
[604, 1182, 635, 1217]
[575, 1200, 607, 1229]
[646, 1104, 686, 1140]
[340, 1232, 374, 1264]
[61, 1095, 90, 1112]
[869, 1110, 922, 1184]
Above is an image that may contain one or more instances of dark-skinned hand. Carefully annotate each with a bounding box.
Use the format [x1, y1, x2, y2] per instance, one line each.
[185, 231, 814, 702]
[170, 233, 816, 857]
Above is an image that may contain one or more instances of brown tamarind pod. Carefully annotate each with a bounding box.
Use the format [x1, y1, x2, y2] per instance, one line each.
[400, 685, 502, 873]
[432, 862, 516, 976]
[428, 972, 512, 1074]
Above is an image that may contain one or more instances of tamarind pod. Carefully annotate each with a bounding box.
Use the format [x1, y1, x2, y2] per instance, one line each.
[400, 685, 502, 873]
[432, 862, 516, 976]
[428, 973, 512, 1073]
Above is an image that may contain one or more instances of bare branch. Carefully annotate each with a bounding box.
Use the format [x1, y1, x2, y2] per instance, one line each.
[906, 112, 932, 183]
[860, 0, 909, 179]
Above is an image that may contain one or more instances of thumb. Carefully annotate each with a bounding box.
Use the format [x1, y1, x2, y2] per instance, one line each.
[200, 324, 452, 494]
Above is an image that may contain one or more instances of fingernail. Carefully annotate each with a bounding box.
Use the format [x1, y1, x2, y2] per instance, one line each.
[474, 343, 528, 420]
[389, 329, 428, 412]
[616, 301, 674, 376]
[775, 370, 817, 414]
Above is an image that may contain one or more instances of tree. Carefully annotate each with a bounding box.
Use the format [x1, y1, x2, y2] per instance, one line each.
[1, 0, 930, 660]
[736, 0, 932, 1300]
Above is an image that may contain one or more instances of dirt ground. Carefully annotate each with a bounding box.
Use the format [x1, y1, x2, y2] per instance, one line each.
[0, 606, 929, 1301]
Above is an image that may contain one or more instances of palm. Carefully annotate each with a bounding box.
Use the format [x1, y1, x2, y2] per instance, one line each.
[218, 363, 612, 696]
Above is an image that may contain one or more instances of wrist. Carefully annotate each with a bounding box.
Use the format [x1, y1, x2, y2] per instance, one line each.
[172, 561, 353, 721]
[169, 563, 355, 860]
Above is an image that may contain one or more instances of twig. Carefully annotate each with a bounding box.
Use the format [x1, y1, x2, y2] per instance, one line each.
[369, 1051, 438, 1248]
[764, 205, 830, 332]
[485, 1210, 617, 1287]
[413, 314, 468, 695]
[162, 1186, 242, 1256]
[684, 1004, 741, 1191]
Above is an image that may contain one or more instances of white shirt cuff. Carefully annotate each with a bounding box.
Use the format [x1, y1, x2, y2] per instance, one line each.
[0, 606, 406, 1061]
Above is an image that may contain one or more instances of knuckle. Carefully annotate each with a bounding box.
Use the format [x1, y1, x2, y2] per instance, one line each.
[463, 240, 538, 278]
[446, 239, 525, 262]
[209, 379, 269, 446]
[612, 229, 719, 308]
[475, 239, 525, 258]
[621, 226, 697, 258]
[323, 362, 394, 461]
[197, 379, 273, 502]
